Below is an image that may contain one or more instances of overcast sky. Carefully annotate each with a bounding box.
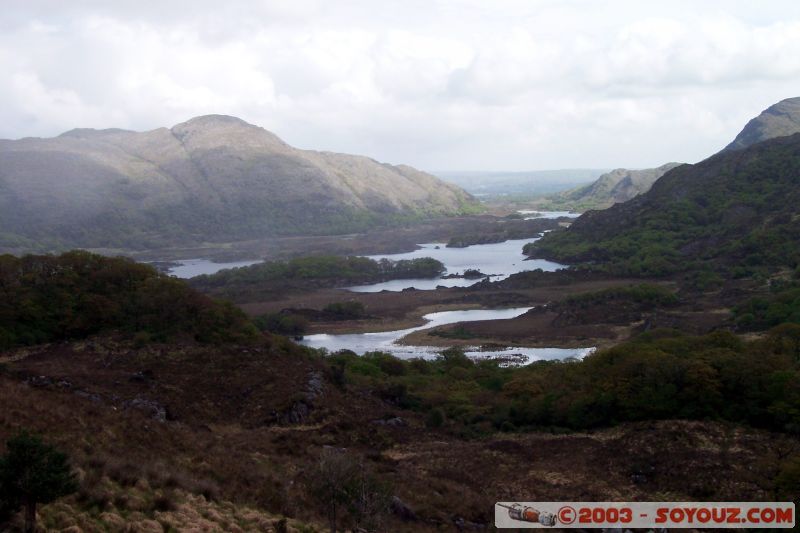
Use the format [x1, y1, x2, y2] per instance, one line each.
[2, 1, 800, 171]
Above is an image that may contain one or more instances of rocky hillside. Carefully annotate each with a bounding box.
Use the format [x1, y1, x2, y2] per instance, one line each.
[529, 132, 800, 277]
[546, 163, 682, 210]
[724, 96, 800, 151]
[0, 115, 478, 251]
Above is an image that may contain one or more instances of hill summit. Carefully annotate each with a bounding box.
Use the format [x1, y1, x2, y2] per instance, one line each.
[0, 115, 478, 251]
[724, 97, 800, 151]
[543, 163, 682, 210]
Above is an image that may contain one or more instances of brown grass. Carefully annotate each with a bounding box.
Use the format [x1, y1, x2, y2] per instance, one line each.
[0, 337, 797, 532]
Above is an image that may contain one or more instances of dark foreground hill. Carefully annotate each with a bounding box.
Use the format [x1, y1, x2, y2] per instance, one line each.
[0, 115, 478, 252]
[528, 133, 800, 277]
[1, 252, 799, 530]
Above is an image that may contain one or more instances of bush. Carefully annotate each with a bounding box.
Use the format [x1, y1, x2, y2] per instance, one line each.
[253, 312, 309, 337]
[0, 251, 258, 349]
[320, 327, 800, 436]
[734, 287, 800, 331]
[775, 455, 800, 499]
[0, 432, 78, 532]
[323, 301, 367, 319]
[193, 255, 445, 288]
[425, 408, 445, 428]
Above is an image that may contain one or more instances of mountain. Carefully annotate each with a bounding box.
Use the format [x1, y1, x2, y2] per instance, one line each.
[0, 115, 478, 251]
[434, 169, 607, 198]
[528, 132, 800, 277]
[724, 97, 800, 151]
[543, 163, 682, 210]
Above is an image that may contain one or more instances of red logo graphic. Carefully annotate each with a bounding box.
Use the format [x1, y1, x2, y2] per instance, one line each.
[559, 506, 576, 525]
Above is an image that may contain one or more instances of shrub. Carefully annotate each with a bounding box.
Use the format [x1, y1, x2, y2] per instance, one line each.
[0, 251, 258, 349]
[323, 301, 367, 319]
[425, 408, 445, 428]
[253, 312, 309, 338]
[0, 432, 78, 533]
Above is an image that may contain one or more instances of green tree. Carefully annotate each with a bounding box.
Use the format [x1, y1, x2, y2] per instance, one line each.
[0, 432, 78, 533]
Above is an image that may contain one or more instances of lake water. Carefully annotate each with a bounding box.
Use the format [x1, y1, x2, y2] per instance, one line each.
[166, 215, 575, 281]
[300, 307, 593, 362]
[168, 259, 261, 278]
[518, 210, 581, 219]
[347, 238, 564, 292]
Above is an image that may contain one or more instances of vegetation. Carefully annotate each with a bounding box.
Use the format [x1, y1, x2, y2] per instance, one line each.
[0, 432, 77, 532]
[195, 255, 444, 287]
[445, 217, 559, 248]
[0, 251, 258, 350]
[253, 312, 310, 338]
[563, 284, 678, 307]
[191, 255, 446, 302]
[323, 301, 368, 319]
[325, 326, 800, 435]
[735, 285, 800, 330]
[307, 448, 391, 533]
[528, 134, 800, 278]
[529, 164, 681, 212]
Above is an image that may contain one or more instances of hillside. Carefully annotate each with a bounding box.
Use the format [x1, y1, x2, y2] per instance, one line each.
[724, 96, 800, 151]
[534, 163, 682, 211]
[1, 253, 800, 530]
[528, 133, 800, 277]
[0, 115, 478, 251]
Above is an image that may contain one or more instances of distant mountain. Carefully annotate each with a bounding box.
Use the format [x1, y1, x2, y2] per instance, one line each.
[724, 97, 800, 151]
[0, 115, 478, 251]
[528, 133, 800, 277]
[543, 163, 682, 210]
[435, 169, 607, 198]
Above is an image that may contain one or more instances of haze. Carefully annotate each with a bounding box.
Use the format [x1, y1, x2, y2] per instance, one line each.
[2, 0, 800, 170]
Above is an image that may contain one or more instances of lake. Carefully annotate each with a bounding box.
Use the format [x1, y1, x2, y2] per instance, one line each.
[347, 237, 565, 292]
[167, 258, 261, 278]
[166, 214, 575, 281]
[300, 307, 593, 363]
[518, 209, 581, 219]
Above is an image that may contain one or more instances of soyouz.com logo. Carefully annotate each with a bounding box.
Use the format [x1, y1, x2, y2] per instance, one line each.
[495, 502, 795, 528]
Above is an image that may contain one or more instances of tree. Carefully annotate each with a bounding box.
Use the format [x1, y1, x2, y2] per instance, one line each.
[306, 448, 391, 533]
[0, 432, 78, 533]
[308, 448, 358, 533]
[349, 464, 392, 532]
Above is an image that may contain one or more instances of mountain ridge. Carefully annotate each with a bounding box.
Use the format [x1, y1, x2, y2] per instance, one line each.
[528, 132, 800, 277]
[724, 97, 800, 151]
[0, 115, 478, 251]
[547, 162, 683, 210]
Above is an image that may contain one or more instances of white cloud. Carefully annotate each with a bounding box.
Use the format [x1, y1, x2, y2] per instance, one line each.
[1, 0, 800, 169]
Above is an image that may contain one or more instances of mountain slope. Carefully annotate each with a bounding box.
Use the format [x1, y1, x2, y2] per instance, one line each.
[528, 133, 800, 277]
[550, 163, 682, 209]
[724, 97, 800, 151]
[0, 115, 478, 251]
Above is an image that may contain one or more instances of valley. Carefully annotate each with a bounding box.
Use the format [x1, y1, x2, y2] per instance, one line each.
[2, 75, 800, 532]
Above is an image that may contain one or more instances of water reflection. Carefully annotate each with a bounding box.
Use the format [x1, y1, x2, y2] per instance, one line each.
[300, 307, 593, 363]
[348, 238, 564, 292]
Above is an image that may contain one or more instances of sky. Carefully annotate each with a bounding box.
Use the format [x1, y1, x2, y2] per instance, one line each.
[2, 0, 800, 171]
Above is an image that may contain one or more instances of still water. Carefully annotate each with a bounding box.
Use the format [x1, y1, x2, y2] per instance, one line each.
[518, 210, 581, 219]
[300, 307, 593, 362]
[168, 259, 261, 278]
[167, 214, 576, 280]
[347, 238, 564, 292]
